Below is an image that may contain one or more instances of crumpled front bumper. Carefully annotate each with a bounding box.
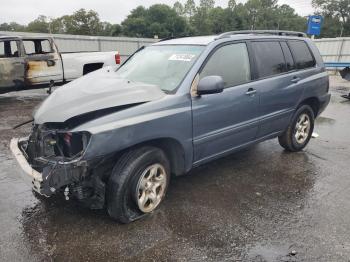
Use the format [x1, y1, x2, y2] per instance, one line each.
[10, 137, 46, 195]
[10, 137, 87, 197]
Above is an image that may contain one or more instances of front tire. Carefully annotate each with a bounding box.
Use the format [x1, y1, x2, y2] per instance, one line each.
[278, 105, 315, 152]
[107, 146, 170, 223]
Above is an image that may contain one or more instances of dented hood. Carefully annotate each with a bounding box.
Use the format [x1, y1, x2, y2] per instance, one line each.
[34, 68, 166, 124]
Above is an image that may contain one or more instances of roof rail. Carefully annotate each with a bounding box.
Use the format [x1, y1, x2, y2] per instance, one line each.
[216, 30, 307, 39]
[159, 34, 192, 42]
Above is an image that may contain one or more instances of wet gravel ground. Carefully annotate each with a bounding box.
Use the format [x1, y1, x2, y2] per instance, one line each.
[0, 76, 350, 262]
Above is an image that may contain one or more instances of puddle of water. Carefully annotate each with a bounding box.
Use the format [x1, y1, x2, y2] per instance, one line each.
[316, 116, 336, 125]
[247, 243, 297, 261]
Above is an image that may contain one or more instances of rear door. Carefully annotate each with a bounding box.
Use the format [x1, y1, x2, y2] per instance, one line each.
[250, 40, 304, 138]
[192, 42, 260, 164]
[0, 39, 25, 91]
[23, 38, 63, 86]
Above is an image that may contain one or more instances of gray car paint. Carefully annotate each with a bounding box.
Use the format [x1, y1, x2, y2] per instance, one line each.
[32, 35, 330, 175]
[34, 67, 166, 124]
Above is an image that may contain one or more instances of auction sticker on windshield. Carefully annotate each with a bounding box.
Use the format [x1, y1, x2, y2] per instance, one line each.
[168, 54, 196, 62]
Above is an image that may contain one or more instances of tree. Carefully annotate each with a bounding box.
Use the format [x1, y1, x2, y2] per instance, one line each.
[233, 3, 250, 30]
[184, 0, 196, 19]
[228, 0, 236, 11]
[26, 15, 49, 33]
[276, 5, 306, 32]
[173, 1, 184, 16]
[312, 0, 350, 36]
[0, 22, 26, 32]
[62, 9, 103, 35]
[245, 0, 262, 30]
[121, 4, 188, 38]
[110, 24, 122, 36]
[208, 7, 232, 33]
[3, 0, 345, 38]
[200, 0, 215, 11]
[49, 17, 65, 34]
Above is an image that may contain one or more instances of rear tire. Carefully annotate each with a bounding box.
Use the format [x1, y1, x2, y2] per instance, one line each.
[107, 146, 170, 223]
[278, 105, 315, 152]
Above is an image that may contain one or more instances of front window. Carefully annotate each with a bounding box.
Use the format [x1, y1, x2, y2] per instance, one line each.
[116, 45, 205, 92]
[0, 40, 19, 58]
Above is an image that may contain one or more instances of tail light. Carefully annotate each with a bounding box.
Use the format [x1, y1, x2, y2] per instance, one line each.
[115, 53, 121, 65]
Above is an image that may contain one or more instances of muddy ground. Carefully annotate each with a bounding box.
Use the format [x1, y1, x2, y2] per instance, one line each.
[0, 76, 350, 262]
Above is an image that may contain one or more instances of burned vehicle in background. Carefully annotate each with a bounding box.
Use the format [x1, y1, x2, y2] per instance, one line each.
[0, 35, 119, 93]
[11, 30, 330, 223]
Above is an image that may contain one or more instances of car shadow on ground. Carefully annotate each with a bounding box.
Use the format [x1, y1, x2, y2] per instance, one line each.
[19, 142, 316, 261]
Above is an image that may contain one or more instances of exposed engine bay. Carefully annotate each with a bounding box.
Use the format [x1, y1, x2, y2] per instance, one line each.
[16, 123, 112, 209]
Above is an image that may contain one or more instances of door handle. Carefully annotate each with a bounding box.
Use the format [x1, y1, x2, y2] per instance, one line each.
[291, 77, 301, 83]
[47, 60, 56, 66]
[245, 88, 257, 96]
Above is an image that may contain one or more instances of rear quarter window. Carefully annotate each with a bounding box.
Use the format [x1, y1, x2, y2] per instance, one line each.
[288, 40, 316, 70]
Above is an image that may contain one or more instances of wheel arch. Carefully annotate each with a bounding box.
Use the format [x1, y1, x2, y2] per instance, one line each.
[110, 137, 187, 177]
[83, 63, 104, 75]
[299, 97, 320, 117]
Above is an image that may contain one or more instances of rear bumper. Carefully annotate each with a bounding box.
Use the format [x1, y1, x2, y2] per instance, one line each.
[10, 138, 46, 196]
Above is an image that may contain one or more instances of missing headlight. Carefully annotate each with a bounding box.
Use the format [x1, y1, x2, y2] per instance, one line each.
[55, 132, 91, 158]
[26, 125, 91, 164]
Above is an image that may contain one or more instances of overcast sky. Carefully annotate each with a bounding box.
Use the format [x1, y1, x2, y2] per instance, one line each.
[0, 0, 314, 25]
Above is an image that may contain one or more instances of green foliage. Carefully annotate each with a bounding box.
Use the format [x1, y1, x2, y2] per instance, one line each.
[312, 0, 350, 37]
[184, 0, 196, 19]
[59, 9, 103, 35]
[0, 1, 348, 38]
[0, 22, 26, 32]
[173, 1, 184, 16]
[26, 15, 50, 33]
[122, 4, 187, 38]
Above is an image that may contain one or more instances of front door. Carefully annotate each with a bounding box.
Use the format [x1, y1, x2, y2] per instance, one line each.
[0, 40, 25, 91]
[23, 38, 63, 86]
[192, 42, 259, 165]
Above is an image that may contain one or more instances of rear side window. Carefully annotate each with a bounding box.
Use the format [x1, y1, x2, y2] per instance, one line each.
[23, 40, 35, 54]
[41, 40, 52, 53]
[288, 40, 315, 69]
[200, 43, 251, 88]
[280, 42, 295, 71]
[252, 41, 285, 78]
[23, 39, 53, 55]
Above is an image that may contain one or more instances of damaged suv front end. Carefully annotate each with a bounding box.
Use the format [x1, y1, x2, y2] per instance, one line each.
[10, 43, 203, 222]
[11, 124, 109, 208]
[10, 61, 172, 209]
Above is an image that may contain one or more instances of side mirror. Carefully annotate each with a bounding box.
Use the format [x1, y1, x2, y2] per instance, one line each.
[197, 76, 224, 95]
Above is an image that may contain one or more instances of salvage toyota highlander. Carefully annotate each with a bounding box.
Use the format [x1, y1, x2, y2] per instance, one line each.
[11, 30, 331, 223]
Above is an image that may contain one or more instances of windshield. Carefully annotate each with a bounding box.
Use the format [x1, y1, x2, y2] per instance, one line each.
[116, 45, 205, 92]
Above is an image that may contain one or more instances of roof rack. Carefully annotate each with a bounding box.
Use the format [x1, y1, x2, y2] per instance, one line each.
[216, 30, 307, 40]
